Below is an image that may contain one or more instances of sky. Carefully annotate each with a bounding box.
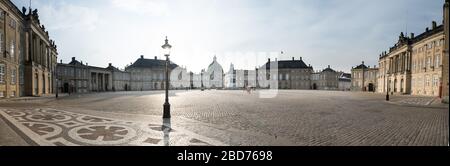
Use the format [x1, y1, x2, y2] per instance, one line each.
[11, 0, 445, 73]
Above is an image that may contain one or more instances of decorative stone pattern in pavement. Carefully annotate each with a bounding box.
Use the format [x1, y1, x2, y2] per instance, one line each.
[0, 108, 225, 146]
[395, 97, 436, 106]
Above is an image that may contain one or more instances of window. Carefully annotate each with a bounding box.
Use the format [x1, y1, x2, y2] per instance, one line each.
[10, 40, 15, 58]
[435, 54, 440, 66]
[9, 19, 16, 29]
[427, 57, 431, 68]
[0, 32, 3, 54]
[0, 64, 5, 84]
[11, 68, 16, 85]
[432, 75, 438, 87]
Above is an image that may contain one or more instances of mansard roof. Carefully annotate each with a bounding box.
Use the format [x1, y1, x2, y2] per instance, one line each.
[127, 56, 178, 70]
[262, 58, 313, 70]
[353, 64, 368, 70]
[322, 65, 336, 72]
[341, 73, 352, 79]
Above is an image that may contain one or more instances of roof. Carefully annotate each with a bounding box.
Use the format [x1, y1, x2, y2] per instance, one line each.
[380, 23, 444, 59]
[341, 73, 351, 79]
[69, 60, 84, 66]
[126, 57, 178, 70]
[106, 64, 122, 72]
[353, 64, 368, 70]
[322, 66, 335, 72]
[261, 59, 312, 70]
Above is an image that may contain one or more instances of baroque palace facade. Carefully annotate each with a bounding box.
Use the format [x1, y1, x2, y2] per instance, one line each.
[351, 61, 378, 92]
[1, 0, 57, 98]
[224, 57, 351, 91]
[378, 0, 449, 101]
[56, 55, 179, 94]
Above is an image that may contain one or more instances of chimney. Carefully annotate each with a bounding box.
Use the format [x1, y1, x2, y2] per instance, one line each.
[154, 56, 157, 60]
[426, 27, 429, 32]
[268, 58, 271, 63]
[410, 33, 415, 39]
[141, 55, 144, 59]
[72, 57, 75, 61]
[81, 61, 83, 65]
[328, 65, 330, 68]
[432, 21, 437, 29]
[362, 61, 365, 65]
[60, 60, 62, 64]
[300, 57, 303, 61]
[86, 63, 88, 66]
[292, 57, 295, 61]
[109, 63, 112, 67]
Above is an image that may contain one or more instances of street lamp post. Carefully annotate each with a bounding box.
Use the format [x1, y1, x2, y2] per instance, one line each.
[56, 70, 58, 98]
[162, 36, 172, 119]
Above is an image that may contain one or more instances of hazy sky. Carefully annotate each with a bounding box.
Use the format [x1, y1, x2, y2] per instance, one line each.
[12, 0, 445, 73]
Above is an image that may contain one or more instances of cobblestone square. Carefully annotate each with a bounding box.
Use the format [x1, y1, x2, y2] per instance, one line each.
[0, 90, 448, 146]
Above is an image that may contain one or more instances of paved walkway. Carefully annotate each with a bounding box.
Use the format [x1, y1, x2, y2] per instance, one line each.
[0, 107, 225, 146]
[0, 106, 291, 146]
[1, 90, 448, 146]
[388, 95, 447, 108]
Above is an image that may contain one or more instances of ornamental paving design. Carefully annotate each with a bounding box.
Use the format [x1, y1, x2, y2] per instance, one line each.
[0, 108, 225, 146]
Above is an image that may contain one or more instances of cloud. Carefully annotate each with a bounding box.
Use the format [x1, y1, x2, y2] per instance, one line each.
[111, 0, 169, 16]
[38, 3, 99, 31]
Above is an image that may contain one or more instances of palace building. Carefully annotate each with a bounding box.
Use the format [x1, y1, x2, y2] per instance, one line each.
[260, 57, 314, 90]
[1, 0, 57, 98]
[224, 63, 257, 89]
[125, 55, 178, 91]
[311, 65, 341, 91]
[378, 0, 448, 99]
[351, 61, 378, 92]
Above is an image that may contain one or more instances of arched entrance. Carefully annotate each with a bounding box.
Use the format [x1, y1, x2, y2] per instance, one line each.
[313, 83, 317, 90]
[63, 83, 69, 93]
[400, 79, 404, 93]
[394, 79, 397, 92]
[42, 74, 46, 94]
[34, 74, 38, 95]
[368, 83, 374, 92]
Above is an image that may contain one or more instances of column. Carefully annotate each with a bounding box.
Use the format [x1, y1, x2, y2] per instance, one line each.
[95, 73, 98, 91]
[102, 73, 105, 91]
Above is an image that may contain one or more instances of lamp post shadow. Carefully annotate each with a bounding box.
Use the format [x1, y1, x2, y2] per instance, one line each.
[162, 118, 171, 146]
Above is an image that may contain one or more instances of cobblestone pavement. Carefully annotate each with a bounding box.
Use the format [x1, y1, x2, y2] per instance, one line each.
[1, 90, 448, 146]
[0, 108, 225, 146]
[388, 96, 440, 106]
